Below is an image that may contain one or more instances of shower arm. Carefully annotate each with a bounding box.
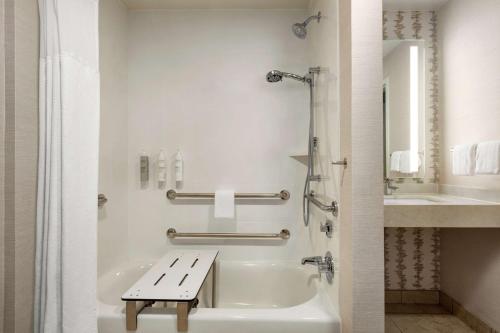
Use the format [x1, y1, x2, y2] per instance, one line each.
[282, 72, 309, 83]
[302, 12, 321, 25]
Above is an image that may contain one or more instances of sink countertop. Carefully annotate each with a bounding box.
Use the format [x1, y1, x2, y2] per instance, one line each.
[384, 193, 499, 206]
[384, 193, 500, 228]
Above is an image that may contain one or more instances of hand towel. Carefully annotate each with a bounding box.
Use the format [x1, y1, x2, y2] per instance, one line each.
[475, 141, 500, 175]
[452, 144, 477, 176]
[390, 151, 401, 172]
[399, 150, 419, 174]
[214, 190, 235, 218]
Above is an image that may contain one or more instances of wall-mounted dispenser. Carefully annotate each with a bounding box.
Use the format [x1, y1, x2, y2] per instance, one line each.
[175, 150, 183, 185]
[158, 150, 167, 187]
[140, 152, 149, 183]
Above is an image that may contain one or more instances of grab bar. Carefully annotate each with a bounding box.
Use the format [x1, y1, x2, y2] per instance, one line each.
[166, 189, 290, 200]
[305, 191, 338, 217]
[166, 228, 291, 240]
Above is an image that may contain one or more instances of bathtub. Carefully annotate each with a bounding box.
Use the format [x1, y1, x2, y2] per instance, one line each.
[98, 260, 340, 333]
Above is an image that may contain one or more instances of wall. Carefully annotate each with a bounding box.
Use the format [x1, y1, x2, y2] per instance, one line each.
[437, 1, 500, 330]
[339, 0, 385, 331]
[441, 229, 500, 330]
[98, 0, 130, 276]
[439, 0, 500, 191]
[0, 0, 5, 329]
[125, 9, 310, 263]
[2, 0, 38, 332]
[384, 227, 440, 290]
[383, 10, 441, 295]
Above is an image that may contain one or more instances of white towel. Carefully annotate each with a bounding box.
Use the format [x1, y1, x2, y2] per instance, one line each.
[390, 151, 402, 172]
[399, 150, 419, 174]
[214, 190, 235, 218]
[475, 141, 500, 175]
[452, 144, 477, 176]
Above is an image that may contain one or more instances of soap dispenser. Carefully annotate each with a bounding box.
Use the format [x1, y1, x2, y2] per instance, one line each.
[158, 150, 167, 187]
[175, 150, 183, 185]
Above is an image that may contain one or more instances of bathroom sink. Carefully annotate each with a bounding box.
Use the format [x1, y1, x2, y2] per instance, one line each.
[384, 194, 445, 205]
[384, 194, 497, 205]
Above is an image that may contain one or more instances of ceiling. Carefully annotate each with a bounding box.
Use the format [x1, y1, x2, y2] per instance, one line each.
[123, 0, 310, 10]
[384, 0, 449, 10]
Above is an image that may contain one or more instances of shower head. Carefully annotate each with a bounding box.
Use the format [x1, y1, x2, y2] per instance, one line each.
[266, 70, 308, 83]
[292, 11, 321, 39]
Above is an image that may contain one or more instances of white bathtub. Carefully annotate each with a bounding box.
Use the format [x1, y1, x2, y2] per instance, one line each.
[98, 260, 340, 333]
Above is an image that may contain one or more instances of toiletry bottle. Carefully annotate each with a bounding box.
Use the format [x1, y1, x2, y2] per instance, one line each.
[140, 151, 149, 183]
[175, 150, 183, 183]
[158, 150, 166, 184]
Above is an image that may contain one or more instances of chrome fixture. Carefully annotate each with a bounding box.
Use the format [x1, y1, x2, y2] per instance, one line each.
[267, 67, 322, 226]
[320, 220, 333, 238]
[166, 189, 290, 200]
[140, 155, 149, 182]
[166, 228, 291, 240]
[305, 191, 338, 217]
[331, 158, 348, 168]
[98, 194, 108, 207]
[384, 178, 399, 195]
[292, 11, 321, 39]
[301, 251, 334, 283]
[266, 70, 310, 83]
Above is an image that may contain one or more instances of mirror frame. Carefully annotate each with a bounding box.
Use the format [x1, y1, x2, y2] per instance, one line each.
[383, 10, 439, 183]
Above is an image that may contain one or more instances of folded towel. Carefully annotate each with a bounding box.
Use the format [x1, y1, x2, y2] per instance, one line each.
[452, 144, 477, 176]
[390, 151, 402, 172]
[475, 141, 500, 175]
[399, 150, 419, 174]
[214, 190, 235, 218]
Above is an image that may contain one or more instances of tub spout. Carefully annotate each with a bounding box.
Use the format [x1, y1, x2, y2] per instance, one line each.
[301, 256, 322, 265]
[301, 252, 334, 284]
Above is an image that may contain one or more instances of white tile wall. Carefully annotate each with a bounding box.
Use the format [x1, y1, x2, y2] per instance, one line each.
[124, 9, 311, 262]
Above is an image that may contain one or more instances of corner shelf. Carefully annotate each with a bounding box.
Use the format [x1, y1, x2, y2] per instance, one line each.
[289, 153, 308, 165]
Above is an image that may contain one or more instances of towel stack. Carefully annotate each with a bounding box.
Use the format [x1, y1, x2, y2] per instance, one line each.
[390, 150, 420, 174]
[452, 141, 500, 176]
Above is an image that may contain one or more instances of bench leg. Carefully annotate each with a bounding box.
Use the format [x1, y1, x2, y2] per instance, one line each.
[126, 301, 138, 331]
[176, 302, 190, 332]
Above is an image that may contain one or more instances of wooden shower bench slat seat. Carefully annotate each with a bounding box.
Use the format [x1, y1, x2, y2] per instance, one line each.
[121, 249, 219, 332]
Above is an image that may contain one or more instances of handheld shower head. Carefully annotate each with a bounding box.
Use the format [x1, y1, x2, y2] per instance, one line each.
[266, 70, 308, 83]
[292, 11, 321, 39]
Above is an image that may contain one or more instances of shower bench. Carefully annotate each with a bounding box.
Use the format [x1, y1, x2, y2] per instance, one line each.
[121, 249, 219, 332]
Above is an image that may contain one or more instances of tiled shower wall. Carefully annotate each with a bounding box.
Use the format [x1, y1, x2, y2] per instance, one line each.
[383, 11, 441, 292]
[385, 228, 440, 290]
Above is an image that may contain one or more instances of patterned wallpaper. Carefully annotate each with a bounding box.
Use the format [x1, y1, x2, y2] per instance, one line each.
[383, 12, 441, 292]
[383, 11, 440, 183]
[385, 228, 440, 290]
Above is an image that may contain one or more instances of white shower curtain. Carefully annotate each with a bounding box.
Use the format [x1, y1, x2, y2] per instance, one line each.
[34, 0, 100, 332]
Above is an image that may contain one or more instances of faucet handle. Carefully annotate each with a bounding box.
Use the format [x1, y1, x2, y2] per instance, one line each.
[320, 220, 333, 238]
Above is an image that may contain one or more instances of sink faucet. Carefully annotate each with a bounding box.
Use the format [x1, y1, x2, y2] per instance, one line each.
[301, 252, 334, 283]
[384, 178, 399, 195]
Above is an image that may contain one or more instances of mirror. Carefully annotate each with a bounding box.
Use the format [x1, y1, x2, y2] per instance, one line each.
[383, 40, 426, 180]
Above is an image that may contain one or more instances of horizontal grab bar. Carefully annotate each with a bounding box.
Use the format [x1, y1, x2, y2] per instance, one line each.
[166, 189, 290, 200]
[305, 191, 338, 217]
[166, 228, 291, 240]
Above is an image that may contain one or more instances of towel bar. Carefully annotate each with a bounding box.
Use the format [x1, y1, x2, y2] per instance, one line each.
[166, 228, 291, 240]
[166, 189, 290, 200]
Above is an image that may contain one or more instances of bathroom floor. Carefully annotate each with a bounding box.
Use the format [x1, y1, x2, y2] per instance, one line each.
[385, 314, 474, 333]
